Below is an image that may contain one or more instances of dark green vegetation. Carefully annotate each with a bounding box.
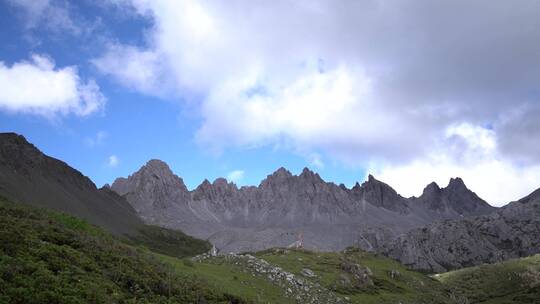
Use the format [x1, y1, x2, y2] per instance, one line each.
[0, 198, 237, 303]
[0, 196, 459, 304]
[2, 194, 539, 304]
[127, 224, 211, 258]
[437, 254, 540, 303]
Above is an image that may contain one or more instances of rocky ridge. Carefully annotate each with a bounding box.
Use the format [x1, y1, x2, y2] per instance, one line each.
[111, 159, 496, 253]
[382, 189, 540, 272]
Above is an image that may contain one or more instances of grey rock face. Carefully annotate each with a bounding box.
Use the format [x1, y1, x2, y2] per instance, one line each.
[382, 190, 540, 272]
[413, 178, 494, 217]
[112, 159, 190, 214]
[111, 159, 497, 253]
[350, 174, 410, 214]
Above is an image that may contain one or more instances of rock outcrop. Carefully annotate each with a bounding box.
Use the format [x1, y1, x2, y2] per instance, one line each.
[350, 174, 410, 214]
[193, 253, 348, 304]
[382, 189, 540, 272]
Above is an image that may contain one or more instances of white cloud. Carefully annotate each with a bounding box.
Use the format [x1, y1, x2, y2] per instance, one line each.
[370, 123, 540, 206]
[92, 44, 169, 96]
[372, 158, 540, 207]
[0, 54, 105, 118]
[98, 0, 540, 203]
[226, 170, 244, 183]
[107, 155, 119, 167]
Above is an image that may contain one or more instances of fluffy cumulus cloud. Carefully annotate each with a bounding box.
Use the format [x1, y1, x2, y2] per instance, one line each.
[0, 54, 105, 118]
[97, 0, 540, 205]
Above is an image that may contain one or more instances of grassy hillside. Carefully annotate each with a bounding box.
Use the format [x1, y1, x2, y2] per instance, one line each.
[436, 254, 540, 303]
[127, 224, 211, 258]
[0, 196, 467, 304]
[0, 198, 240, 303]
[253, 248, 461, 304]
[7, 194, 538, 304]
[160, 255, 294, 303]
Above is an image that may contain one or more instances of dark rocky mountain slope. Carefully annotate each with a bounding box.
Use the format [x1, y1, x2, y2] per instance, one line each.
[0, 133, 142, 235]
[0, 133, 211, 258]
[382, 188, 540, 273]
[112, 159, 496, 253]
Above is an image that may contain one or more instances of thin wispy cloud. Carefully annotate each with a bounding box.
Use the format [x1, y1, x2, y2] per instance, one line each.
[85, 131, 108, 147]
[226, 170, 244, 184]
[107, 155, 119, 168]
[7, 0, 81, 34]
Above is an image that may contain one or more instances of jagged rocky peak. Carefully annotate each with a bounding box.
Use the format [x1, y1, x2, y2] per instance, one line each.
[423, 182, 441, 193]
[111, 159, 190, 211]
[415, 177, 495, 216]
[122, 159, 187, 191]
[420, 182, 441, 200]
[196, 178, 212, 189]
[213, 177, 230, 187]
[383, 189, 539, 273]
[140, 159, 180, 181]
[299, 167, 325, 184]
[351, 174, 410, 213]
[192, 177, 241, 202]
[210, 177, 238, 193]
[145, 158, 171, 171]
[447, 177, 467, 190]
[272, 167, 293, 179]
[259, 167, 293, 186]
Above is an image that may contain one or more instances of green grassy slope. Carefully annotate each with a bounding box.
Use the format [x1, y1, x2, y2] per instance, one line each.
[160, 255, 294, 303]
[254, 248, 461, 304]
[127, 224, 211, 258]
[0, 198, 241, 303]
[436, 254, 540, 304]
[8, 194, 538, 304]
[0, 196, 465, 304]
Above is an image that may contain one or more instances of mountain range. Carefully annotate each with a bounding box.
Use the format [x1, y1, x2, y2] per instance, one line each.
[110, 158, 495, 256]
[2, 132, 539, 274]
[0, 132, 211, 257]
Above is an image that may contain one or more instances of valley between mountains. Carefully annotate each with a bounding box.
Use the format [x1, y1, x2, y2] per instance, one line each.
[1, 132, 540, 304]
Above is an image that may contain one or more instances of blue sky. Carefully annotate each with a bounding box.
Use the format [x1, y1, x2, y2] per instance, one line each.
[0, 0, 364, 190]
[1, 1, 540, 206]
